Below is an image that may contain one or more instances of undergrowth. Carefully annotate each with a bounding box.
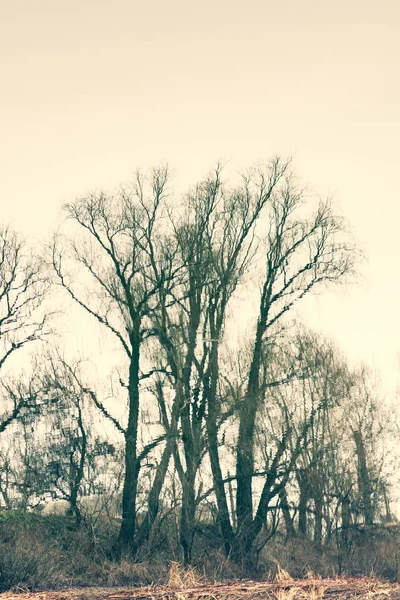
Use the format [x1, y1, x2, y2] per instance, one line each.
[0, 511, 399, 592]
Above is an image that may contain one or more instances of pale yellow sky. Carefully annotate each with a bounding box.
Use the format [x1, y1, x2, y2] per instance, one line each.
[1, 0, 400, 394]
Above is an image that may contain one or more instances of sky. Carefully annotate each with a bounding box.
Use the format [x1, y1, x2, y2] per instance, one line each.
[1, 0, 400, 397]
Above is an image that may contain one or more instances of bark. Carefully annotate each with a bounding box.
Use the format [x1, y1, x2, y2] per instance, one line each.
[236, 328, 264, 531]
[383, 487, 392, 523]
[180, 472, 196, 565]
[297, 469, 310, 538]
[68, 401, 87, 528]
[205, 340, 234, 556]
[279, 486, 295, 541]
[156, 301, 201, 564]
[340, 495, 351, 550]
[313, 492, 323, 546]
[132, 439, 173, 553]
[133, 373, 183, 553]
[227, 474, 236, 530]
[232, 406, 316, 560]
[179, 361, 198, 566]
[353, 429, 373, 525]
[118, 322, 141, 551]
[233, 432, 290, 558]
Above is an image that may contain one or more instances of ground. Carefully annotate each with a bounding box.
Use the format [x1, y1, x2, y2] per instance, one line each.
[1, 578, 400, 600]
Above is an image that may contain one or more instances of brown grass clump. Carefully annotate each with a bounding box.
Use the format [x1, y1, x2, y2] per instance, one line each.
[167, 562, 185, 589]
[274, 564, 294, 583]
[302, 586, 325, 600]
[167, 562, 203, 589]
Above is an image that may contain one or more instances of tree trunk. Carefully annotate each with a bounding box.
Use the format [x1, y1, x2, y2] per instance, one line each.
[279, 486, 295, 541]
[207, 414, 235, 555]
[340, 495, 351, 550]
[118, 432, 139, 550]
[314, 492, 323, 546]
[233, 438, 289, 559]
[205, 340, 234, 556]
[353, 429, 373, 525]
[179, 373, 198, 565]
[69, 402, 87, 528]
[118, 322, 141, 552]
[297, 469, 310, 538]
[383, 487, 392, 523]
[236, 329, 264, 532]
[134, 377, 182, 554]
[132, 439, 173, 553]
[180, 472, 196, 565]
[227, 473, 236, 530]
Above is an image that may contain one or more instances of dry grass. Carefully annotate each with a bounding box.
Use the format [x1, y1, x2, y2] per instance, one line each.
[274, 565, 294, 584]
[273, 588, 301, 600]
[0, 576, 399, 600]
[167, 562, 204, 589]
[1, 512, 400, 593]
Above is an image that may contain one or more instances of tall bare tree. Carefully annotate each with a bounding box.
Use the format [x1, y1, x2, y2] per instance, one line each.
[145, 159, 289, 562]
[52, 168, 179, 552]
[233, 179, 357, 556]
[51, 160, 359, 562]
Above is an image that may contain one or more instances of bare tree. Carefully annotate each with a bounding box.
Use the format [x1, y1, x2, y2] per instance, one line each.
[51, 160, 359, 563]
[0, 226, 50, 432]
[234, 179, 358, 557]
[145, 159, 289, 562]
[343, 365, 388, 526]
[288, 331, 349, 544]
[52, 168, 181, 552]
[33, 354, 93, 525]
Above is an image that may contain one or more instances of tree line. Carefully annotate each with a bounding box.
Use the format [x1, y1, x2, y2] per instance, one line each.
[0, 158, 394, 565]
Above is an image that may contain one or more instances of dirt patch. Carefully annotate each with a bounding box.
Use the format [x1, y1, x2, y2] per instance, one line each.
[1, 578, 400, 600]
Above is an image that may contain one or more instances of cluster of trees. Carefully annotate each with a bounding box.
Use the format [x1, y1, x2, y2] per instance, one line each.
[0, 158, 394, 564]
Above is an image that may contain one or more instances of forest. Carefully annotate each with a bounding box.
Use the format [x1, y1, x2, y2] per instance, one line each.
[0, 158, 398, 591]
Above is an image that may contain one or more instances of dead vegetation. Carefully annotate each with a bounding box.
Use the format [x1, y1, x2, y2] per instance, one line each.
[1, 512, 400, 593]
[1, 576, 400, 600]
